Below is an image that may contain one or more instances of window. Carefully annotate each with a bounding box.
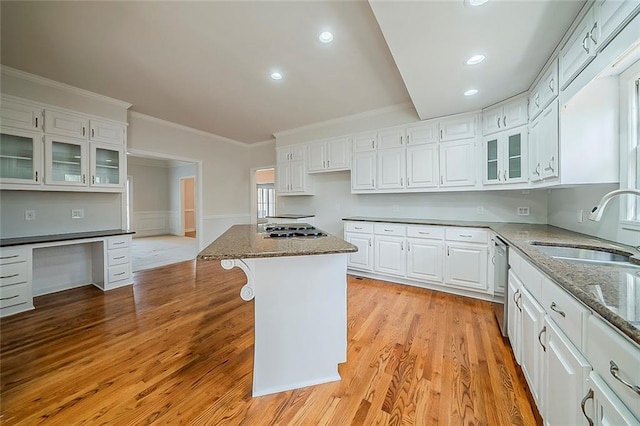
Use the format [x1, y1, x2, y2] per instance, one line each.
[257, 183, 275, 222]
[620, 59, 640, 224]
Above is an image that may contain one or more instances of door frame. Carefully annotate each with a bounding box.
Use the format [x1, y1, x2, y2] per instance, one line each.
[180, 176, 196, 236]
[250, 166, 276, 224]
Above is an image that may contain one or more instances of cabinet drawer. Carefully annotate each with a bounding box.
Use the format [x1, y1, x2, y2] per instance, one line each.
[586, 315, 640, 419]
[108, 264, 132, 283]
[344, 222, 374, 234]
[374, 223, 406, 236]
[0, 282, 30, 308]
[0, 247, 27, 265]
[107, 236, 130, 250]
[445, 228, 487, 243]
[406, 225, 444, 240]
[107, 248, 130, 267]
[0, 262, 28, 287]
[540, 277, 588, 349]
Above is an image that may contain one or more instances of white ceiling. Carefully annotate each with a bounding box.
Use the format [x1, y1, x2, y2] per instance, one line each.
[1, 1, 584, 144]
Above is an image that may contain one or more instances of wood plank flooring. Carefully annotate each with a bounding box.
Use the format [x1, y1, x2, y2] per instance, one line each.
[1, 260, 538, 425]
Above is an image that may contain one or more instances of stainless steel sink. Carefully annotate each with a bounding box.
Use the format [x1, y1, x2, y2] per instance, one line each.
[530, 243, 640, 268]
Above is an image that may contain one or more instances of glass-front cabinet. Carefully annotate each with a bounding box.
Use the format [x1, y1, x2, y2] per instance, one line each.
[44, 135, 87, 187]
[90, 142, 124, 188]
[0, 128, 42, 185]
[483, 125, 528, 185]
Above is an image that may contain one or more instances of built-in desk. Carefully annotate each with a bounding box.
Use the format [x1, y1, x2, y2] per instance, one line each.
[0, 230, 134, 317]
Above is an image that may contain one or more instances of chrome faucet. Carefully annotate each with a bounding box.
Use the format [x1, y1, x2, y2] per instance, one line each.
[588, 189, 640, 221]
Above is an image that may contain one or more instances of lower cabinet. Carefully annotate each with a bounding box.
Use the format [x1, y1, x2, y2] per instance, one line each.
[406, 238, 443, 282]
[520, 287, 546, 410]
[444, 242, 488, 291]
[374, 235, 405, 277]
[587, 371, 640, 426]
[344, 232, 373, 271]
[507, 270, 523, 364]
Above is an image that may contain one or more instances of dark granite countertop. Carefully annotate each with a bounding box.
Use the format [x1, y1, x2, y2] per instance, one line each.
[198, 224, 357, 260]
[0, 229, 135, 247]
[267, 214, 315, 219]
[343, 217, 640, 346]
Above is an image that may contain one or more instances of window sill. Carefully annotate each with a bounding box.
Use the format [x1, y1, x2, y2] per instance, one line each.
[620, 220, 640, 232]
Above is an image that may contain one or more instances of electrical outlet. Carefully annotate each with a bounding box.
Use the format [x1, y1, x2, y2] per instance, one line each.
[477, 206, 484, 215]
[71, 209, 84, 219]
[517, 206, 530, 216]
[25, 210, 35, 221]
[577, 209, 584, 223]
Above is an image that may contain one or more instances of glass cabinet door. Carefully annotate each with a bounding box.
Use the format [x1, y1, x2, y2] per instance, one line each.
[505, 128, 528, 183]
[90, 142, 124, 188]
[0, 128, 42, 185]
[44, 136, 87, 186]
[484, 137, 500, 184]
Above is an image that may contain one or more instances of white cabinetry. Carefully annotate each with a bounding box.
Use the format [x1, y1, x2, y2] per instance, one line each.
[559, 8, 598, 89]
[406, 120, 438, 145]
[89, 119, 125, 145]
[0, 247, 33, 317]
[101, 235, 133, 290]
[594, 0, 640, 53]
[406, 144, 439, 189]
[377, 126, 406, 150]
[344, 222, 374, 272]
[529, 59, 559, 120]
[44, 135, 88, 187]
[374, 235, 406, 277]
[90, 142, 124, 188]
[439, 114, 476, 141]
[353, 132, 377, 152]
[508, 270, 523, 364]
[406, 225, 444, 282]
[444, 228, 488, 292]
[439, 139, 476, 187]
[0, 127, 43, 185]
[307, 136, 351, 173]
[482, 96, 528, 135]
[276, 145, 313, 195]
[0, 98, 42, 131]
[351, 151, 376, 191]
[586, 372, 640, 426]
[529, 99, 559, 182]
[520, 287, 546, 409]
[377, 147, 406, 190]
[45, 110, 89, 139]
[483, 125, 528, 185]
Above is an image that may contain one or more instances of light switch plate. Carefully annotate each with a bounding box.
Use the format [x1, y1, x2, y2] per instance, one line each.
[71, 209, 84, 219]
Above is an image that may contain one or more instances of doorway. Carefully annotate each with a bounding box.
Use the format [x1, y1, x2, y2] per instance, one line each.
[251, 168, 275, 224]
[181, 177, 196, 238]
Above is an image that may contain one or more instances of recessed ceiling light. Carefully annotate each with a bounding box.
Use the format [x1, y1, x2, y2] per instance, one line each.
[469, 0, 488, 6]
[464, 89, 479, 96]
[319, 31, 334, 43]
[466, 54, 486, 65]
[270, 72, 283, 80]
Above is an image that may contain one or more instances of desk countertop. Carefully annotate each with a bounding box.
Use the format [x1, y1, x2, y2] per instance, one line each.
[0, 229, 135, 247]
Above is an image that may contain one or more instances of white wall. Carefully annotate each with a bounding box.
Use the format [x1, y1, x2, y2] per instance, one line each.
[127, 159, 171, 237]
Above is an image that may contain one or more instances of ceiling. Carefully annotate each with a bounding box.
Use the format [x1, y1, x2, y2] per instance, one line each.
[1, 1, 584, 144]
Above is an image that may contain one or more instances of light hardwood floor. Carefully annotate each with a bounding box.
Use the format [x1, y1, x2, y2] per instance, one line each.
[1, 260, 538, 425]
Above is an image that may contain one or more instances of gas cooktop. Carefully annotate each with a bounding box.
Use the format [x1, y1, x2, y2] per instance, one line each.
[263, 224, 327, 238]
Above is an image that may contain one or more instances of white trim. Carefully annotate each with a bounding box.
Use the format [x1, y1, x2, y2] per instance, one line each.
[202, 214, 251, 220]
[250, 166, 276, 225]
[249, 139, 277, 148]
[1, 65, 132, 109]
[128, 111, 248, 147]
[272, 102, 416, 138]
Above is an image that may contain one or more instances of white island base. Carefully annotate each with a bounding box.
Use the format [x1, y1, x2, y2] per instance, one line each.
[222, 253, 347, 397]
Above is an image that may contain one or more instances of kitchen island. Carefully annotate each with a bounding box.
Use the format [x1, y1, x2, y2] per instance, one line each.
[198, 224, 357, 397]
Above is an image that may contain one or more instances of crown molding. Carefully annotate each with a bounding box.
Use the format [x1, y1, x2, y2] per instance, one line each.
[248, 138, 276, 148]
[128, 111, 249, 148]
[272, 102, 416, 138]
[0, 65, 132, 109]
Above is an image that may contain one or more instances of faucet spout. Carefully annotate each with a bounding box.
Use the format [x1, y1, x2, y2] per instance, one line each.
[588, 189, 640, 221]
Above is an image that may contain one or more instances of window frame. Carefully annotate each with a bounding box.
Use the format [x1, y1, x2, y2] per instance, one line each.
[619, 59, 640, 229]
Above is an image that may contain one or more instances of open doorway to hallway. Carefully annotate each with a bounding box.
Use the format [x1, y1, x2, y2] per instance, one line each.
[253, 168, 275, 224]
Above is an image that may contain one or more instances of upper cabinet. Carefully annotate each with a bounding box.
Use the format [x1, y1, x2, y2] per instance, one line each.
[439, 114, 476, 142]
[353, 132, 377, 153]
[529, 59, 559, 121]
[0, 127, 42, 185]
[593, 0, 640, 53]
[559, 8, 598, 90]
[0, 99, 42, 131]
[307, 136, 351, 173]
[482, 95, 528, 136]
[44, 110, 89, 139]
[90, 119, 126, 145]
[483, 125, 528, 186]
[276, 145, 313, 195]
[439, 139, 476, 188]
[377, 126, 406, 150]
[406, 120, 438, 145]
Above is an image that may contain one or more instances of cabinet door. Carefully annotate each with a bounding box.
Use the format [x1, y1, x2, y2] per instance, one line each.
[406, 121, 438, 145]
[544, 318, 591, 426]
[377, 147, 406, 189]
[540, 99, 559, 180]
[90, 142, 124, 188]
[588, 372, 640, 426]
[483, 135, 501, 185]
[440, 139, 476, 187]
[326, 137, 351, 170]
[276, 147, 291, 163]
[407, 238, 443, 282]
[503, 97, 529, 130]
[594, 0, 640, 53]
[0, 128, 42, 185]
[307, 141, 326, 172]
[559, 8, 596, 89]
[439, 115, 476, 141]
[538, 59, 559, 110]
[44, 136, 87, 186]
[508, 271, 523, 364]
[520, 287, 546, 409]
[377, 127, 405, 150]
[504, 126, 527, 183]
[444, 242, 488, 291]
[289, 145, 306, 162]
[289, 161, 306, 192]
[89, 119, 124, 145]
[407, 144, 438, 188]
[44, 110, 89, 139]
[529, 116, 542, 182]
[0, 99, 42, 131]
[374, 236, 406, 277]
[482, 106, 503, 135]
[351, 151, 376, 191]
[345, 232, 373, 271]
[276, 163, 290, 192]
[353, 133, 377, 152]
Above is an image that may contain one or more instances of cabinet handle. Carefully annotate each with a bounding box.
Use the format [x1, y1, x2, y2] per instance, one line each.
[535, 163, 540, 176]
[400, 177, 403, 186]
[113, 241, 125, 245]
[440, 129, 443, 139]
[371, 178, 374, 187]
[0, 273, 19, 279]
[418, 231, 430, 235]
[114, 256, 126, 260]
[503, 116, 507, 128]
[401, 242, 404, 251]
[580, 389, 594, 426]
[537, 326, 547, 351]
[327, 160, 329, 168]
[0, 294, 20, 301]
[35, 171, 38, 182]
[548, 156, 555, 173]
[447, 246, 450, 256]
[609, 360, 640, 395]
[491, 256, 495, 265]
[497, 117, 501, 128]
[371, 140, 375, 150]
[114, 271, 126, 276]
[406, 135, 410, 145]
[582, 33, 590, 54]
[589, 22, 598, 45]
[35, 116, 38, 128]
[459, 234, 473, 238]
[384, 229, 393, 232]
[83, 126, 86, 137]
[550, 302, 565, 317]
[368, 239, 372, 247]
[516, 293, 522, 311]
[549, 78, 554, 93]
[498, 170, 502, 181]
[92, 175, 95, 185]
[440, 176, 443, 185]
[503, 170, 507, 181]
[91, 128, 95, 138]
[82, 174, 86, 184]
[0, 255, 19, 260]
[400, 136, 403, 145]
[323, 161, 326, 168]
[535, 95, 540, 108]
[354, 226, 363, 230]
[513, 289, 519, 303]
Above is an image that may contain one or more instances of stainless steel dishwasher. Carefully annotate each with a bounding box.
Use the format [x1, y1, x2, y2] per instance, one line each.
[493, 237, 508, 336]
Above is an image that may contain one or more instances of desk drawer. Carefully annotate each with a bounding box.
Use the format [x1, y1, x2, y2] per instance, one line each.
[374, 223, 406, 236]
[108, 264, 131, 283]
[344, 222, 373, 234]
[445, 228, 488, 244]
[0, 247, 27, 265]
[406, 225, 444, 240]
[0, 262, 28, 287]
[107, 248, 130, 267]
[107, 236, 130, 250]
[0, 282, 30, 308]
